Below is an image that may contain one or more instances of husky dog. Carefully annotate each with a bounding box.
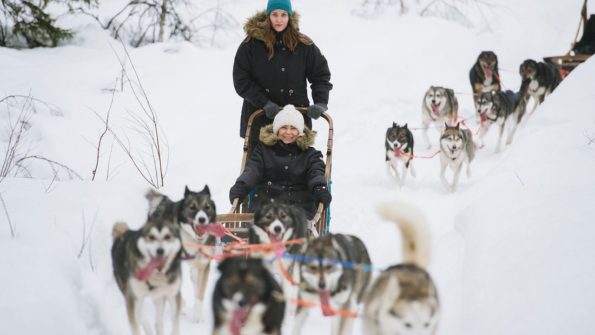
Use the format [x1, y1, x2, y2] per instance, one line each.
[212, 258, 285, 335]
[475, 90, 519, 152]
[293, 233, 371, 335]
[111, 214, 183, 335]
[469, 51, 501, 96]
[439, 123, 476, 192]
[250, 200, 307, 246]
[147, 185, 218, 322]
[363, 203, 440, 335]
[421, 86, 459, 149]
[385, 122, 416, 186]
[250, 200, 307, 314]
[519, 59, 562, 114]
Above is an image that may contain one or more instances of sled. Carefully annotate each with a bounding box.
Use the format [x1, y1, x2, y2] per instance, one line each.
[216, 108, 334, 239]
[543, 0, 593, 77]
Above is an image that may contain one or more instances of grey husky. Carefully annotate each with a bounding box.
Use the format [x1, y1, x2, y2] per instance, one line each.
[475, 90, 520, 152]
[363, 203, 440, 335]
[250, 200, 307, 309]
[421, 86, 459, 149]
[111, 213, 183, 335]
[385, 122, 416, 187]
[293, 233, 371, 335]
[146, 185, 218, 322]
[439, 123, 476, 192]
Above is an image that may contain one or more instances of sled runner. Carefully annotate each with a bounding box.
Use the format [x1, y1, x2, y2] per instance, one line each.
[217, 108, 334, 239]
[544, 0, 593, 77]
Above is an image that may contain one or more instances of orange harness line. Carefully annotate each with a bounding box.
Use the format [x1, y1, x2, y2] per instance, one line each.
[184, 238, 304, 253]
[276, 257, 298, 286]
[396, 149, 442, 160]
[291, 298, 359, 318]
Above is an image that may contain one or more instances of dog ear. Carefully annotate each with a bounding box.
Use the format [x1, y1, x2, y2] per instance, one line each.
[456, 122, 460, 129]
[202, 185, 211, 196]
[403, 123, 408, 129]
[184, 185, 190, 197]
[392, 122, 396, 128]
[444, 122, 449, 129]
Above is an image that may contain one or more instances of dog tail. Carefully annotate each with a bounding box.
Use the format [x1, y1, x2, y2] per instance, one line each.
[145, 189, 166, 216]
[377, 202, 431, 268]
[112, 222, 129, 240]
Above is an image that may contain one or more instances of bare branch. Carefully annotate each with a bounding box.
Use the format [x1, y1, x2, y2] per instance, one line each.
[77, 209, 97, 259]
[0, 192, 15, 239]
[91, 79, 117, 181]
[14, 155, 83, 180]
[0, 94, 62, 116]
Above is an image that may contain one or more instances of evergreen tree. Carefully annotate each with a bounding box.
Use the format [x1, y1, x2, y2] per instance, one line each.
[0, 0, 95, 48]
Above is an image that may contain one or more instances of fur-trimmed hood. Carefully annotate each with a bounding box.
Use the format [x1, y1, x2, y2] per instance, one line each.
[244, 10, 301, 41]
[259, 124, 315, 150]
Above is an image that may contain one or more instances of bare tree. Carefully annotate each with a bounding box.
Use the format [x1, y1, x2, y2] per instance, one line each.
[72, 0, 238, 47]
[356, 0, 503, 30]
[0, 193, 15, 239]
[92, 40, 169, 188]
[0, 95, 34, 182]
[77, 209, 97, 259]
[1, 95, 82, 183]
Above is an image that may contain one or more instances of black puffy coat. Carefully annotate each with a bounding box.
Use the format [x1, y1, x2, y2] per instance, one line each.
[233, 11, 333, 137]
[234, 125, 327, 218]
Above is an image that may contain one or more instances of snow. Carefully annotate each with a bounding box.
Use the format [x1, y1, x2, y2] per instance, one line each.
[1, 0, 594, 334]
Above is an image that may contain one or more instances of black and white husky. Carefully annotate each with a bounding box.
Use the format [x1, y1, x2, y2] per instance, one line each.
[469, 51, 501, 95]
[250, 200, 307, 314]
[519, 59, 562, 114]
[385, 122, 416, 187]
[147, 185, 219, 322]
[439, 123, 476, 192]
[293, 233, 371, 335]
[475, 90, 519, 152]
[363, 203, 440, 335]
[212, 257, 285, 335]
[249, 200, 307, 246]
[111, 214, 183, 335]
[421, 86, 459, 149]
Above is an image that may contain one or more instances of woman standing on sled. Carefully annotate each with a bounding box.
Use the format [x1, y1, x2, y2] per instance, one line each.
[229, 105, 331, 219]
[233, 0, 333, 140]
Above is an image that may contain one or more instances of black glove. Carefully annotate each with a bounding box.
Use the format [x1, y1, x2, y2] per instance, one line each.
[312, 184, 332, 207]
[263, 101, 280, 119]
[307, 103, 327, 120]
[229, 182, 249, 204]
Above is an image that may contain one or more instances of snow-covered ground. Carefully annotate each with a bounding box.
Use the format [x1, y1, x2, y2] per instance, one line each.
[1, 0, 594, 334]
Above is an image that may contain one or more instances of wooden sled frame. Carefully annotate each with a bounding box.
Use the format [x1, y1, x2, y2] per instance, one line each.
[216, 108, 334, 238]
[544, 0, 592, 73]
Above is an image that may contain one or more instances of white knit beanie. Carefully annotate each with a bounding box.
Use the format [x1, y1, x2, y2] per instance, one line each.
[272, 104, 304, 136]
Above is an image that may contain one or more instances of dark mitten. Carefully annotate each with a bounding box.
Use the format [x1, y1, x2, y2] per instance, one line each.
[229, 182, 249, 204]
[263, 101, 280, 119]
[307, 103, 327, 120]
[312, 184, 332, 207]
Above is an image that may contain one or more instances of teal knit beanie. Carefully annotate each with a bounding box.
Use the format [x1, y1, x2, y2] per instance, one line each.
[266, 0, 292, 15]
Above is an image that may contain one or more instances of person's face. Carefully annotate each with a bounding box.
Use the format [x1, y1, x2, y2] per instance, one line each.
[277, 125, 299, 144]
[269, 10, 289, 32]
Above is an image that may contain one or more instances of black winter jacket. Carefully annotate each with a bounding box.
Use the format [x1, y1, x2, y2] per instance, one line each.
[233, 11, 332, 137]
[235, 125, 327, 217]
